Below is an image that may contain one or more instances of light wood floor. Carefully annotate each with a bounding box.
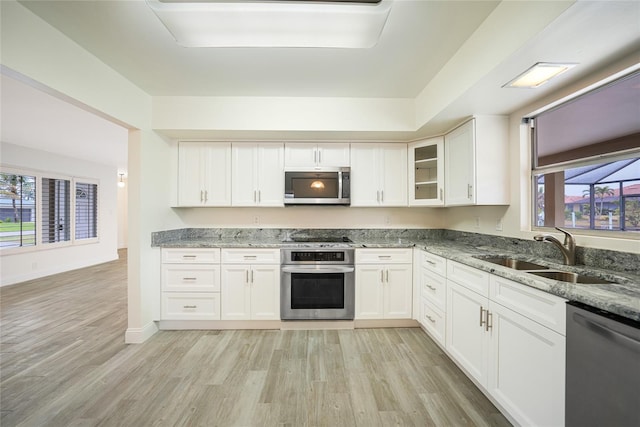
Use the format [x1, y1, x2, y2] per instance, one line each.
[1, 250, 510, 426]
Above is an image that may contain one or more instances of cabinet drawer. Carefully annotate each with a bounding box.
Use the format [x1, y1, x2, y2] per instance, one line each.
[447, 260, 490, 296]
[356, 248, 413, 264]
[420, 251, 446, 276]
[162, 248, 220, 264]
[420, 298, 445, 346]
[421, 268, 446, 311]
[162, 265, 220, 292]
[161, 292, 221, 320]
[490, 275, 567, 335]
[222, 248, 280, 264]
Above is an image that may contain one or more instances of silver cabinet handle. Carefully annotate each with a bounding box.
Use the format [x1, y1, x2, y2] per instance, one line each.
[251, 269, 254, 283]
[318, 149, 322, 164]
[486, 311, 493, 331]
[467, 184, 473, 199]
[243, 255, 257, 259]
[182, 277, 197, 281]
[480, 307, 486, 327]
[254, 190, 256, 202]
[426, 284, 437, 291]
[425, 260, 436, 266]
[314, 150, 318, 164]
[200, 190, 204, 202]
[182, 255, 196, 259]
[376, 190, 380, 202]
[385, 269, 389, 283]
[245, 270, 249, 283]
[183, 305, 197, 309]
[381, 190, 384, 203]
[258, 190, 261, 202]
[426, 315, 436, 323]
[380, 270, 384, 283]
[440, 188, 443, 201]
[205, 190, 208, 202]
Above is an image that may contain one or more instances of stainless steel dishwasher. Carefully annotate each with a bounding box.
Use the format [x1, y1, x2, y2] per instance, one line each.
[566, 301, 640, 427]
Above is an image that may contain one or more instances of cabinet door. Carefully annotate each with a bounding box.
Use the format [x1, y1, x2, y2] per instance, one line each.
[355, 265, 384, 319]
[446, 280, 489, 386]
[231, 143, 258, 206]
[350, 144, 380, 206]
[284, 143, 318, 168]
[177, 142, 205, 206]
[384, 264, 412, 318]
[202, 143, 232, 206]
[221, 265, 251, 320]
[409, 137, 444, 206]
[317, 143, 350, 167]
[256, 143, 284, 207]
[380, 144, 407, 206]
[250, 265, 280, 320]
[445, 120, 475, 206]
[488, 301, 565, 427]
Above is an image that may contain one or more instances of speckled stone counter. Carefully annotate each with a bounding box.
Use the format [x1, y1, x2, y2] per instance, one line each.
[151, 228, 640, 322]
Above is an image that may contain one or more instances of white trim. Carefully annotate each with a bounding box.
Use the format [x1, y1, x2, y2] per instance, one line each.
[125, 321, 159, 344]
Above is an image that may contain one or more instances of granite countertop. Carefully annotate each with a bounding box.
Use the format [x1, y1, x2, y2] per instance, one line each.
[152, 228, 640, 322]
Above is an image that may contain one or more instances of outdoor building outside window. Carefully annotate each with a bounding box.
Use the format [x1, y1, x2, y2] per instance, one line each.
[0, 173, 36, 248]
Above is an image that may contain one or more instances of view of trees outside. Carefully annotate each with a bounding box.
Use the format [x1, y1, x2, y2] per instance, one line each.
[0, 173, 37, 248]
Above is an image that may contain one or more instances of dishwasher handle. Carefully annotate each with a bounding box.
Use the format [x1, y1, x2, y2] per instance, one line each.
[573, 312, 640, 353]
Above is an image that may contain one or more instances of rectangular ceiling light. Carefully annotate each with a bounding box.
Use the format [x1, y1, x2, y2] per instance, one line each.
[146, 0, 393, 48]
[504, 62, 578, 88]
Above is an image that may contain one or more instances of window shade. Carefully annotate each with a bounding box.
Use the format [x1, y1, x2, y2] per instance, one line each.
[42, 178, 70, 243]
[534, 70, 640, 167]
[75, 182, 98, 240]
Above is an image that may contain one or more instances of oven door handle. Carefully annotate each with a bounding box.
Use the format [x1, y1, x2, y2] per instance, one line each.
[281, 266, 355, 274]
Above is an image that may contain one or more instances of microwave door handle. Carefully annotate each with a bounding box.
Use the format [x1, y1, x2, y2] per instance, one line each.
[338, 171, 343, 200]
[281, 266, 355, 274]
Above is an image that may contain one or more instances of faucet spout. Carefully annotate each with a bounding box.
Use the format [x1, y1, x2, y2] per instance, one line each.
[533, 227, 576, 265]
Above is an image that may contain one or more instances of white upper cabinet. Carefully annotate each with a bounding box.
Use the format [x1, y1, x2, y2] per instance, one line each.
[444, 116, 509, 206]
[409, 137, 444, 206]
[178, 142, 231, 207]
[351, 143, 408, 207]
[284, 142, 350, 168]
[232, 142, 284, 207]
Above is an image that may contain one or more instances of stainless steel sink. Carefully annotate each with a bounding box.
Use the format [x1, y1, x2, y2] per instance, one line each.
[475, 256, 549, 271]
[527, 270, 616, 284]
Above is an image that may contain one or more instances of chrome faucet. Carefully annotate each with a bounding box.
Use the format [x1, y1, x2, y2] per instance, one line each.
[534, 227, 576, 266]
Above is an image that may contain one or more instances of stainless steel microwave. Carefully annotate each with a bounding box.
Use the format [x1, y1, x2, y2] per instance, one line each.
[284, 168, 350, 205]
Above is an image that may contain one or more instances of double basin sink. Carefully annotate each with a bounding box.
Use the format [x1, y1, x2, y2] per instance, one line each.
[475, 256, 616, 285]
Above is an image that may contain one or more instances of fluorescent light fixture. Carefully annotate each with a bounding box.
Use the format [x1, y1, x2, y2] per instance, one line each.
[146, 0, 393, 48]
[504, 62, 578, 88]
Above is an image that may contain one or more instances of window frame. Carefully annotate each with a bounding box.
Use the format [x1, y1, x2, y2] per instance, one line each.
[0, 165, 101, 254]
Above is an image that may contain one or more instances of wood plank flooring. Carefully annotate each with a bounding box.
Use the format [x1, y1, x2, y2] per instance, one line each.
[1, 250, 510, 426]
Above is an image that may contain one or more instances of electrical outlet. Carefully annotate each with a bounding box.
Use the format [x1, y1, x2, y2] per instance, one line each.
[253, 216, 260, 225]
[384, 215, 391, 225]
[474, 216, 480, 229]
[496, 218, 504, 231]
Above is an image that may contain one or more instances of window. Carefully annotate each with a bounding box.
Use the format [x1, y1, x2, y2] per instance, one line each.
[0, 168, 100, 251]
[531, 69, 640, 235]
[42, 177, 71, 244]
[0, 173, 36, 248]
[75, 182, 98, 240]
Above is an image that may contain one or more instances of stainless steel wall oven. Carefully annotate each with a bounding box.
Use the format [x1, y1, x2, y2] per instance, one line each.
[280, 248, 355, 320]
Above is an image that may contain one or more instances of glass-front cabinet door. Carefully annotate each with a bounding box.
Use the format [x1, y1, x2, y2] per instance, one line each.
[409, 137, 444, 206]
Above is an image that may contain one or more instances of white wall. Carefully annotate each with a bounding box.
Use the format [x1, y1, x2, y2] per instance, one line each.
[0, 142, 119, 285]
[442, 51, 640, 254]
[117, 175, 128, 249]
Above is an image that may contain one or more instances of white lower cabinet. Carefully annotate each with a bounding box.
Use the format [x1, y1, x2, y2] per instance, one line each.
[355, 249, 413, 320]
[221, 249, 280, 321]
[161, 248, 221, 320]
[444, 261, 566, 427]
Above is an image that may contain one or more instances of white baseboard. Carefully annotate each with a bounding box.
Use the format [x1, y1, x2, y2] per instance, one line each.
[125, 321, 159, 344]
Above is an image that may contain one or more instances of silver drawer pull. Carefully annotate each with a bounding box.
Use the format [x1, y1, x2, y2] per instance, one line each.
[426, 284, 437, 291]
[243, 255, 257, 259]
[183, 305, 197, 309]
[425, 260, 436, 266]
[182, 255, 197, 259]
[486, 311, 493, 332]
[480, 307, 486, 327]
[426, 315, 436, 323]
[182, 277, 197, 281]
[378, 255, 392, 259]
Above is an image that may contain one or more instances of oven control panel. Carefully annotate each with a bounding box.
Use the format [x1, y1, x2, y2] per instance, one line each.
[290, 251, 344, 262]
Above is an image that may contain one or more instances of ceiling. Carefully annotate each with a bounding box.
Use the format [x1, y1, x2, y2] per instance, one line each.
[2, 0, 640, 169]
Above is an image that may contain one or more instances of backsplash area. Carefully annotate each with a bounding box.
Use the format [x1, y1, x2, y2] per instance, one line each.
[151, 228, 639, 275]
